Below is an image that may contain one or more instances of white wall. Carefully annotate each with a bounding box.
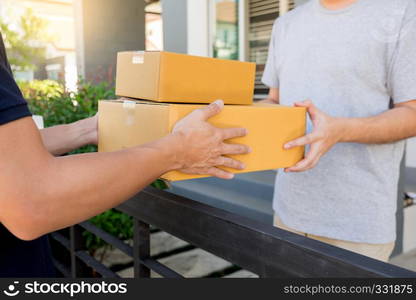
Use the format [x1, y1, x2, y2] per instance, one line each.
[187, 0, 210, 57]
[404, 137, 416, 253]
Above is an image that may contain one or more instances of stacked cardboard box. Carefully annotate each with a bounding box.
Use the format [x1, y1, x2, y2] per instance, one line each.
[99, 51, 306, 181]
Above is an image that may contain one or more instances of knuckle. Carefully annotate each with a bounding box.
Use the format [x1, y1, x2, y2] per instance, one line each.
[239, 145, 248, 153]
[235, 160, 244, 169]
[194, 108, 204, 117]
[218, 157, 226, 166]
[215, 130, 223, 141]
[303, 136, 312, 144]
[229, 159, 239, 168]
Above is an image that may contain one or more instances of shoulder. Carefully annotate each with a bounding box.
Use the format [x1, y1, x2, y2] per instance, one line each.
[366, 0, 415, 15]
[403, 0, 416, 16]
[272, 1, 314, 32]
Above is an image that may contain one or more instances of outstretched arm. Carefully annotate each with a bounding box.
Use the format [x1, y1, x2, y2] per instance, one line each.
[284, 100, 416, 172]
[0, 101, 250, 241]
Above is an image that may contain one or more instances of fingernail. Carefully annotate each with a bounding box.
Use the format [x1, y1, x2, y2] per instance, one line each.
[284, 143, 291, 149]
[240, 163, 246, 169]
[247, 147, 252, 153]
[228, 173, 235, 179]
[213, 99, 224, 108]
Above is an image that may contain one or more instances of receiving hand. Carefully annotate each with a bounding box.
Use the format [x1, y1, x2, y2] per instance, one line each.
[284, 100, 343, 173]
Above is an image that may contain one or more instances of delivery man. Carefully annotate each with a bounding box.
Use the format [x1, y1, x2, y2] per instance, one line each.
[261, 0, 416, 261]
[0, 33, 250, 277]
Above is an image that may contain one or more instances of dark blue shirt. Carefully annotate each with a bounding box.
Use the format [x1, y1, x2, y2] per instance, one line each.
[0, 33, 55, 277]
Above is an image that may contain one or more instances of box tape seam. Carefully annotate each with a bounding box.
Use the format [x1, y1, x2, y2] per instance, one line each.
[123, 100, 136, 126]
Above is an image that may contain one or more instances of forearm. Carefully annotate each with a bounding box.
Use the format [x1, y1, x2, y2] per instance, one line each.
[34, 138, 177, 237]
[1, 120, 180, 240]
[40, 117, 97, 156]
[339, 105, 416, 144]
[259, 88, 279, 104]
[1, 101, 250, 240]
[258, 97, 278, 104]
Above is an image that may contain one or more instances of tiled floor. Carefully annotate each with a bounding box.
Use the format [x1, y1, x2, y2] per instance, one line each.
[390, 249, 416, 272]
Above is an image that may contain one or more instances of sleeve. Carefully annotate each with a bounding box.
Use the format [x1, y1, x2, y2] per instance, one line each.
[0, 60, 32, 126]
[261, 18, 282, 89]
[388, 0, 416, 104]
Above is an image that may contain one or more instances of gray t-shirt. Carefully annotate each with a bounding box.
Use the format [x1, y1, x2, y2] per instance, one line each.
[262, 0, 416, 244]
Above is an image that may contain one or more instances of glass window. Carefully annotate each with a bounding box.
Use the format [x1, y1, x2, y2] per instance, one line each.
[213, 0, 239, 60]
[145, 1, 163, 51]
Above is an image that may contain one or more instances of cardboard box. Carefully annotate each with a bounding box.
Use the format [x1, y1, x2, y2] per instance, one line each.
[98, 100, 306, 181]
[116, 51, 255, 105]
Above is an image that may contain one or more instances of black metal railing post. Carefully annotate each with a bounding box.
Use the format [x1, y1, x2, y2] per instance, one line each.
[70, 225, 90, 278]
[133, 219, 151, 278]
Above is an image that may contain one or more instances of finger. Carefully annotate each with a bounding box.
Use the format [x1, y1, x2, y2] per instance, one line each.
[198, 100, 224, 120]
[284, 133, 318, 149]
[221, 127, 248, 140]
[215, 156, 246, 170]
[290, 155, 321, 173]
[285, 151, 319, 173]
[285, 144, 321, 173]
[294, 100, 319, 119]
[206, 167, 234, 180]
[221, 143, 251, 155]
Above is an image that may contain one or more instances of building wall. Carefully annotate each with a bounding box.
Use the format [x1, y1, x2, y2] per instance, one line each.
[0, 0, 76, 86]
[74, 0, 145, 83]
[187, 0, 210, 57]
[407, 139, 416, 168]
[161, 0, 187, 53]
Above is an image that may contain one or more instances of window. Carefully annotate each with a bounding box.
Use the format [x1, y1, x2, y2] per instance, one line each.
[248, 0, 295, 94]
[209, 0, 296, 94]
[212, 0, 239, 60]
[145, 0, 163, 50]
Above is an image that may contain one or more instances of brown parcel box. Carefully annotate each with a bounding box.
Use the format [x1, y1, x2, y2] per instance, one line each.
[115, 51, 255, 105]
[98, 100, 307, 181]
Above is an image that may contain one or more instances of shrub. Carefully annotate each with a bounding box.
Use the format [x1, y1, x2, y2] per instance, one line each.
[19, 79, 64, 101]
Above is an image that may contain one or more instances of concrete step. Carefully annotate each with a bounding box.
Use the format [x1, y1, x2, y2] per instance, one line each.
[223, 270, 259, 278]
[150, 231, 189, 257]
[95, 231, 190, 269]
[117, 248, 233, 278]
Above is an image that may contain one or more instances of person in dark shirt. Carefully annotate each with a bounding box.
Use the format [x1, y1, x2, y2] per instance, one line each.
[0, 33, 250, 277]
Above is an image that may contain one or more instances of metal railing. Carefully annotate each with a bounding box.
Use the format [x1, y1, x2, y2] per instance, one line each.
[50, 187, 416, 278]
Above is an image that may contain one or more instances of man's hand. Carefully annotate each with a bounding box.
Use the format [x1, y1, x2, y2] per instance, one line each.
[173, 100, 251, 179]
[284, 100, 343, 173]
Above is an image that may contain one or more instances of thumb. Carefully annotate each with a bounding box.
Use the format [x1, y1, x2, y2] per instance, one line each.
[199, 99, 224, 120]
[295, 100, 319, 117]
